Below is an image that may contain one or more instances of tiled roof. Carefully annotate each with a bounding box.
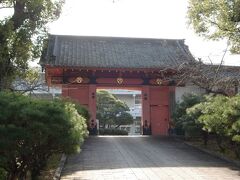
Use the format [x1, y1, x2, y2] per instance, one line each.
[205, 65, 240, 80]
[40, 35, 196, 69]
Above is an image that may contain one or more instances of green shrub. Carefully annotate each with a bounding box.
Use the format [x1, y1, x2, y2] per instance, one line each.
[99, 128, 128, 135]
[0, 92, 88, 179]
[195, 95, 230, 151]
[190, 95, 240, 157]
[0, 168, 7, 180]
[174, 93, 240, 158]
[173, 94, 204, 137]
[60, 97, 90, 121]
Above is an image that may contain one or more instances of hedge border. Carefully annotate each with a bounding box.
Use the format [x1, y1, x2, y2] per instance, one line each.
[173, 137, 240, 168]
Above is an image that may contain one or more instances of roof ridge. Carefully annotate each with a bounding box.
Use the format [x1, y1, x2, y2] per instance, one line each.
[48, 34, 185, 42]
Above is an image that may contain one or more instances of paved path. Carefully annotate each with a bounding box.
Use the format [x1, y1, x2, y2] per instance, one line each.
[61, 136, 240, 180]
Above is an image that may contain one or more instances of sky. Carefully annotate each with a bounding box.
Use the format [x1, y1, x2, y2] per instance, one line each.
[48, 0, 240, 66]
[1, 0, 239, 66]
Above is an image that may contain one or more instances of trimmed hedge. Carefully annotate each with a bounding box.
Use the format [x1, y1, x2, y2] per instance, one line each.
[174, 93, 240, 159]
[99, 128, 128, 135]
[0, 92, 88, 179]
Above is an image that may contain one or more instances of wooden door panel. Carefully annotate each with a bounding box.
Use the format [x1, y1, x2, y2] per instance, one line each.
[151, 106, 169, 136]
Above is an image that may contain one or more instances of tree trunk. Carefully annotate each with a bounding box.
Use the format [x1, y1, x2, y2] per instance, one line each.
[216, 135, 225, 152]
[115, 124, 121, 129]
[0, 78, 3, 91]
[7, 172, 24, 180]
[202, 131, 208, 146]
[231, 141, 240, 159]
[7, 166, 19, 180]
[7, 174, 18, 180]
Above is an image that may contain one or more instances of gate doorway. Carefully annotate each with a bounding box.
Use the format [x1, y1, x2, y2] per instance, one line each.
[61, 83, 174, 136]
[96, 88, 142, 135]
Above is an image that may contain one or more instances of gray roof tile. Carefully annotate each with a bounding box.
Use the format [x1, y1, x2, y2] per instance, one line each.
[40, 35, 196, 69]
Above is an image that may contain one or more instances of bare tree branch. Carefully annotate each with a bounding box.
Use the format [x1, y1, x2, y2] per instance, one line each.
[177, 49, 240, 96]
[0, 6, 13, 9]
[213, 42, 229, 83]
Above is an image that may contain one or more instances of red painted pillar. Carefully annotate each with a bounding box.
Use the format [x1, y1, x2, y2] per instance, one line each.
[88, 85, 97, 135]
[62, 85, 68, 97]
[169, 85, 176, 128]
[142, 86, 151, 135]
[61, 85, 97, 135]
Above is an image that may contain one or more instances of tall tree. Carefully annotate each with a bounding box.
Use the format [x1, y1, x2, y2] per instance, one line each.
[187, 0, 240, 53]
[0, 0, 64, 90]
[96, 90, 133, 128]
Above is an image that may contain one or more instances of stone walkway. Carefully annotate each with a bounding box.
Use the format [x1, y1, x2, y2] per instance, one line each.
[61, 136, 240, 180]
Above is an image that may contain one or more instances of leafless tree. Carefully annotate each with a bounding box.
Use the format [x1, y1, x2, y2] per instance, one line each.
[176, 46, 240, 96]
[11, 67, 50, 96]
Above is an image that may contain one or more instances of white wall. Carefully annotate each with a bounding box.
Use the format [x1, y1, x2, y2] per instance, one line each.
[175, 85, 205, 103]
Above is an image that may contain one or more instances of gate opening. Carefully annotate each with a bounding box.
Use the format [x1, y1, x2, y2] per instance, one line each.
[96, 88, 142, 135]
